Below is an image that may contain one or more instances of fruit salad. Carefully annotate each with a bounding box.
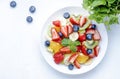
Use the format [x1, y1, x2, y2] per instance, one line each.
[45, 12, 101, 70]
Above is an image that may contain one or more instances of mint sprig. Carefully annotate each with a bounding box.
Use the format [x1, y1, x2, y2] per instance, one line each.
[61, 38, 80, 52]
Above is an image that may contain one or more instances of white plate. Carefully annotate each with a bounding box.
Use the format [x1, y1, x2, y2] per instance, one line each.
[40, 6, 108, 75]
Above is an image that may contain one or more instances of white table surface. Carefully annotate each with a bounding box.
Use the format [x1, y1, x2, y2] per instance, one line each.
[0, 0, 120, 79]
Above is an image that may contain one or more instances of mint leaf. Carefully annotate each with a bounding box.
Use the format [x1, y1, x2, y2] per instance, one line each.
[72, 41, 80, 46]
[61, 38, 80, 52]
[61, 38, 71, 46]
[70, 45, 77, 52]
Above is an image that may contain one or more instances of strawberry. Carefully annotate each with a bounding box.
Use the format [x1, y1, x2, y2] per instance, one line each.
[69, 17, 79, 25]
[53, 52, 64, 64]
[79, 16, 87, 27]
[76, 45, 82, 52]
[53, 38, 62, 43]
[89, 52, 95, 58]
[60, 47, 71, 54]
[67, 25, 73, 34]
[94, 46, 100, 57]
[81, 45, 88, 56]
[68, 53, 79, 63]
[61, 26, 68, 37]
[74, 59, 81, 69]
[52, 20, 61, 27]
[86, 29, 95, 34]
[78, 33, 86, 42]
[51, 28, 60, 41]
[93, 30, 101, 41]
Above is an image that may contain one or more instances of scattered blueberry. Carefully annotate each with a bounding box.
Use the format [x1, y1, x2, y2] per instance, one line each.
[63, 12, 70, 19]
[29, 6, 36, 13]
[58, 32, 63, 37]
[26, 16, 33, 23]
[68, 64, 74, 70]
[87, 49, 92, 54]
[91, 24, 96, 29]
[10, 1, 17, 8]
[73, 25, 79, 32]
[45, 40, 50, 47]
[86, 34, 92, 40]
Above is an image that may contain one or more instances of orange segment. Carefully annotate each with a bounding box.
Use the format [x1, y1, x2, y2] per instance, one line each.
[76, 53, 89, 64]
[48, 41, 62, 53]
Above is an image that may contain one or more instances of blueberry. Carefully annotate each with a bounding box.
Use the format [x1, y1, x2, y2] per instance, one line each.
[29, 6, 36, 13]
[58, 32, 63, 37]
[87, 49, 92, 54]
[86, 34, 92, 40]
[73, 25, 79, 32]
[45, 40, 50, 47]
[10, 1, 17, 8]
[63, 12, 70, 19]
[91, 24, 96, 29]
[68, 64, 74, 70]
[26, 16, 33, 23]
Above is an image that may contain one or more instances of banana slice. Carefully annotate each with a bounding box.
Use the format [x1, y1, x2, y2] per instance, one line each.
[69, 32, 79, 41]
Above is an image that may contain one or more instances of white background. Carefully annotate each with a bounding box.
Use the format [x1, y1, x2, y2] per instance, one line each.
[0, 0, 120, 79]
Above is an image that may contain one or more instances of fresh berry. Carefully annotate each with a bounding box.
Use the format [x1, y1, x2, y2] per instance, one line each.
[89, 52, 95, 58]
[67, 25, 73, 34]
[10, 1, 17, 8]
[45, 40, 50, 47]
[63, 12, 70, 19]
[68, 53, 78, 63]
[29, 6, 36, 13]
[68, 64, 74, 70]
[86, 29, 95, 34]
[53, 52, 64, 64]
[91, 24, 96, 29]
[87, 49, 92, 54]
[79, 16, 87, 27]
[81, 45, 88, 56]
[60, 47, 71, 54]
[74, 60, 80, 69]
[58, 32, 63, 37]
[93, 30, 101, 41]
[79, 33, 86, 42]
[51, 28, 60, 41]
[61, 26, 68, 37]
[76, 45, 82, 52]
[69, 17, 79, 25]
[53, 20, 61, 27]
[86, 34, 92, 40]
[94, 46, 100, 57]
[73, 25, 79, 32]
[26, 16, 33, 23]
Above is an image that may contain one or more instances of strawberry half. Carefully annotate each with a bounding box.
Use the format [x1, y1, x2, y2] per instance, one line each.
[52, 20, 61, 27]
[81, 45, 88, 56]
[89, 52, 95, 58]
[93, 30, 101, 41]
[79, 16, 87, 27]
[76, 45, 82, 52]
[61, 26, 68, 37]
[60, 47, 71, 54]
[68, 53, 79, 63]
[53, 52, 64, 64]
[69, 17, 79, 25]
[78, 33, 86, 42]
[67, 25, 73, 34]
[51, 28, 60, 41]
[86, 29, 95, 34]
[74, 59, 81, 69]
[94, 46, 100, 57]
